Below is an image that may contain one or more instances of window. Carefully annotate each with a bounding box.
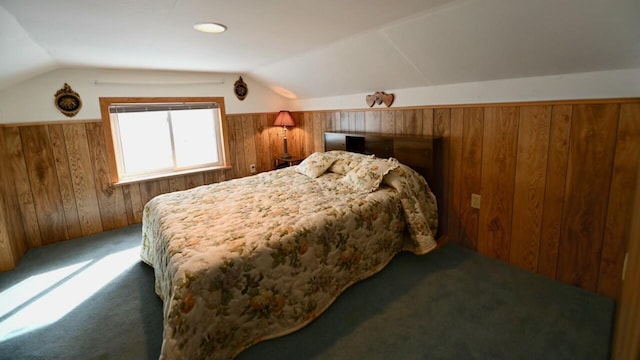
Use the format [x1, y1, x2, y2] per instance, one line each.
[100, 97, 230, 184]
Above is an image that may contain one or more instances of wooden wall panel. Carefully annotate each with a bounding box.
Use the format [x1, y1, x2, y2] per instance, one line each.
[448, 108, 464, 244]
[123, 183, 144, 224]
[364, 111, 382, 133]
[381, 111, 395, 133]
[5, 127, 42, 247]
[168, 177, 187, 193]
[288, 112, 306, 158]
[612, 157, 640, 359]
[85, 123, 128, 231]
[253, 113, 272, 172]
[433, 109, 451, 238]
[477, 107, 519, 261]
[241, 115, 257, 175]
[598, 103, 640, 298]
[62, 123, 103, 236]
[458, 108, 484, 250]
[48, 124, 83, 239]
[0, 197, 15, 271]
[509, 106, 551, 271]
[557, 104, 619, 291]
[20, 126, 68, 244]
[422, 109, 433, 136]
[538, 105, 572, 278]
[0, 127, 28, 271]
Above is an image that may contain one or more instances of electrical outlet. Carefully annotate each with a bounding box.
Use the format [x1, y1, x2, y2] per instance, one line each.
[471, 194, 481, 209]
[249, 164, 256, 173]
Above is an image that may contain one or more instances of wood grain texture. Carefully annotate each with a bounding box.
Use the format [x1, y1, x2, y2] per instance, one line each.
[168, 177, 187, 192]
[477, 107, 519, 260]
[422, 109, 434, 136]
[20, 126, 68, 244]
[509, 106, 551, 271]
[85, 122, 128, 231]
[63, 123, 103, 236]
[241, 115, 257, 175]
[353, 111, 365, 132]
[433, 109, 450, 237]
[598, 103, 640, 298]
[253, 113, 272, 172]
[364, 111, 382, 133]
[5, 126, 42, 247]
[557, 104, 619, 291]
[459, 108, 484, 250]
[402, 109, 423, 135]
[612, 157, 640, 359]
[0, 128, 27, 270]
[232, 116, 247, 178]
[288, 112, 305, 157]
[313, 112, 328, 153]
[538, 105, 572, 279]
[47, 124, 82, 239]
[123, 183, 143, 224]
[0, 197, 15, 271]
[448, 108, 464, 244]
[381, 111, 395, 133]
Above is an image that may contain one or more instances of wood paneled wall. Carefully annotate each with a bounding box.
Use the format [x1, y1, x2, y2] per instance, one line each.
[0, 121, 234, 265]
[0, 127, 28, 271]
[1, 99, 639, 300]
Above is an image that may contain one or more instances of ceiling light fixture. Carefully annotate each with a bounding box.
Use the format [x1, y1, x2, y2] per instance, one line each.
[193, 22, 227, 34]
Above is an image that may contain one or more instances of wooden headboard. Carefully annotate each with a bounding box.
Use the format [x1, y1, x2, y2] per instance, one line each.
[323, 131, 445, 239]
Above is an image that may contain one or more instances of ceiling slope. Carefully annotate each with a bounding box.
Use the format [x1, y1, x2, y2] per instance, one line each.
[0, 6, 57, 88]
[0, 0, 638, 98]
[253, 0, 640, 99]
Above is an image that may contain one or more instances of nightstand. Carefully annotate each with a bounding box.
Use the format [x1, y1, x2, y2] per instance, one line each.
[274, 156, 304, 169]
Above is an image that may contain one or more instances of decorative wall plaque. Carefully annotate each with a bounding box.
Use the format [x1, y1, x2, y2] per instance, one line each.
[365, 91, 394, 108]
[234, 76, 248, 101]
[54, 83, 82, 117]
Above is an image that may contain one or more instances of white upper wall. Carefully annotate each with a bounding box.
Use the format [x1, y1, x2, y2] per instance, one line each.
[1, 66, 638, 124]
[290, 68, 640, 111]
[0, 68, 289, 123]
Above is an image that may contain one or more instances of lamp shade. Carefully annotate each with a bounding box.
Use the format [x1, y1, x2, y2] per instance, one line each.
[273, 111, 295, 127]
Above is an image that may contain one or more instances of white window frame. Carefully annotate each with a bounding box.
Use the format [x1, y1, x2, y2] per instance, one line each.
[99, 97, 231, 184]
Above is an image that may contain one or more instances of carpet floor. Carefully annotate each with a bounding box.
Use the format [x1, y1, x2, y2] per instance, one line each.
[0, 224, 615, 359]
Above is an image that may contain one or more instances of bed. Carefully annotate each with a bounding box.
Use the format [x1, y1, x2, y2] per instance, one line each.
[141, 150, 439, 359]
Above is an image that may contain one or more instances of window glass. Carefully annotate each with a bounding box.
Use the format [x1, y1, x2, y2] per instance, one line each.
[171, 108, 220, 168]
[102, 98, 227, 182]
[116, 111, 173, 176]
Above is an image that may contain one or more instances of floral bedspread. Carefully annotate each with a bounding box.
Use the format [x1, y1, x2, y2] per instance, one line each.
[141, 160, 438, 359]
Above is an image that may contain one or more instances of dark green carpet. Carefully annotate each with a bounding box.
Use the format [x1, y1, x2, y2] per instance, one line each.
[0, 224, 614, 359]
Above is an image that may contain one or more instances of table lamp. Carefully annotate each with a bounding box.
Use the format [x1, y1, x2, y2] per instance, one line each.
[273, 111, 295, 159]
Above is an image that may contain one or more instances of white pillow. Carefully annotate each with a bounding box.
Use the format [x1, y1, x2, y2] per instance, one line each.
[295, 152, 335, 178]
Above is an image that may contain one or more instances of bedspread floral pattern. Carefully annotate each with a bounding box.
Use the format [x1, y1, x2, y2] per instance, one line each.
[141, 158, 437, 359]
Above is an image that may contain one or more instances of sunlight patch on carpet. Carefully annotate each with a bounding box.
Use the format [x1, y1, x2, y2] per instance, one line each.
[0, 246, 140, 341]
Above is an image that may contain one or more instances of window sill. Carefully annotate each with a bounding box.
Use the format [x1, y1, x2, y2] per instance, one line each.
[113, 165, 232, 187]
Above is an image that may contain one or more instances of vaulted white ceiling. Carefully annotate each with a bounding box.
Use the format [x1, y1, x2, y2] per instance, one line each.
[1, 0, 638, 99]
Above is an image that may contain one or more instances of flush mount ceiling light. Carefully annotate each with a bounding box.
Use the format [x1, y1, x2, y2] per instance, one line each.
[193, 22, 227, 34]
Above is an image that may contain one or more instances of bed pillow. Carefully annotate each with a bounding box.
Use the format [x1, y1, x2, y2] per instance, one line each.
[326, 150, 375, 175]
[295, 152, 335, 178]
[342, 157, 399, 192]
